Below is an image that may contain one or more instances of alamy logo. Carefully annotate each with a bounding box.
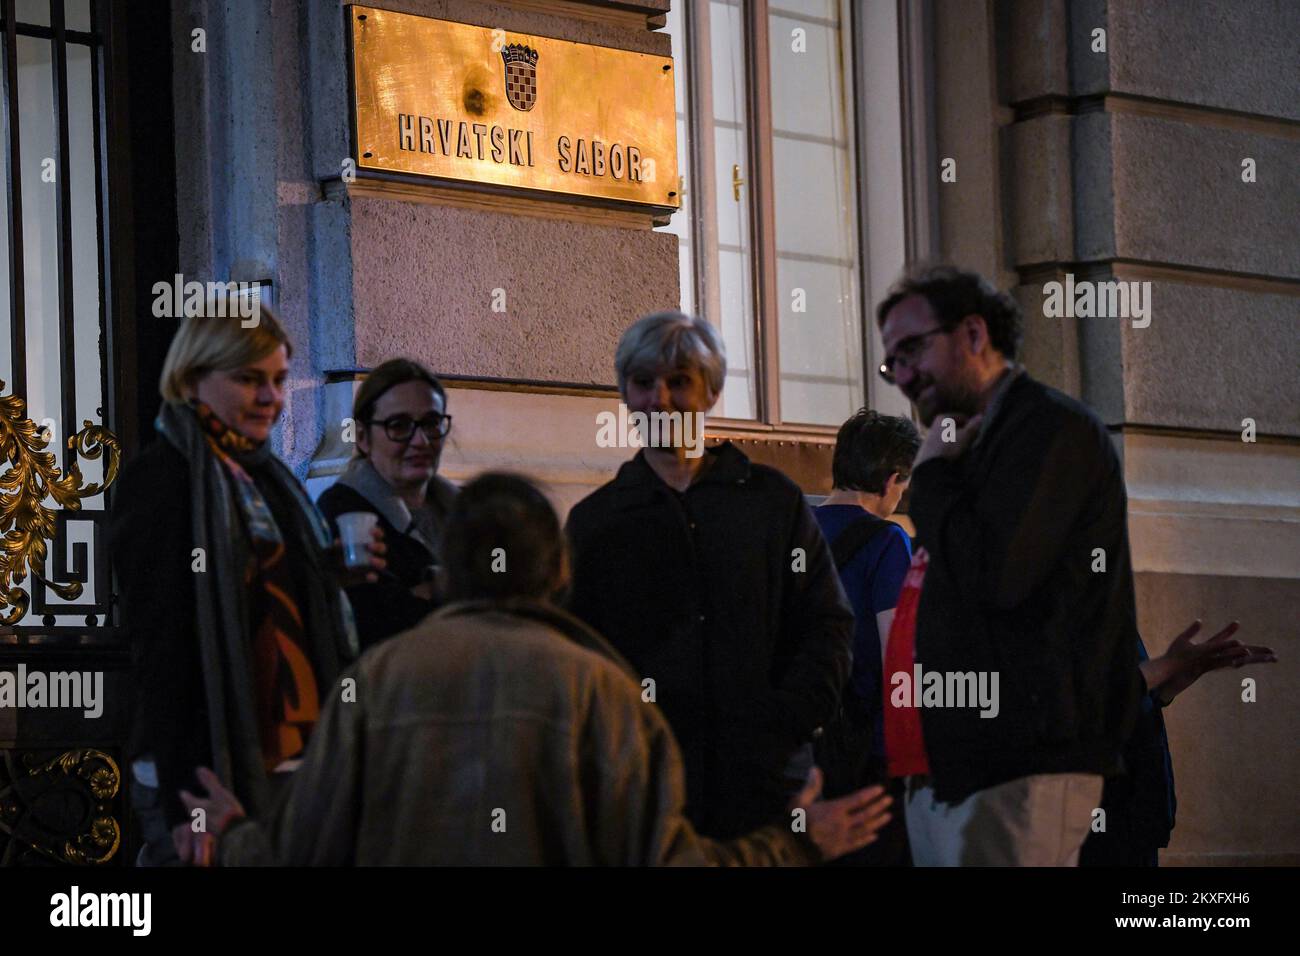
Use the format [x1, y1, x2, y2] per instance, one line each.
[1042, 273, 1151, 328]
[889, 664, 1000, 719]
[595, 404, 707, 459]
[150, 274, 263, 326]
[50, 886, 151, 936]
[0, 665, 103, 718]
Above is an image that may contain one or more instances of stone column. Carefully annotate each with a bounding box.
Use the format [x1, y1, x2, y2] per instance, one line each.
[934, 0, 1300, 865]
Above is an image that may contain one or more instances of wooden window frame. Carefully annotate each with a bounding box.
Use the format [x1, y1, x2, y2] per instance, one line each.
[672, 0, 932, 440]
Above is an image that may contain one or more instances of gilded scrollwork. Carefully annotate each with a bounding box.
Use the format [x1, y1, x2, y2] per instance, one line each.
[0, 379, 121, 626]
[29, 749, 123, 864]
[0, 748, 123, 865]
[64, 815, 122, 866]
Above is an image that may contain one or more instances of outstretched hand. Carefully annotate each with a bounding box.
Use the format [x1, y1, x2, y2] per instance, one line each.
[788, 766, 893, 862]
[1149, 620, 1277, 705]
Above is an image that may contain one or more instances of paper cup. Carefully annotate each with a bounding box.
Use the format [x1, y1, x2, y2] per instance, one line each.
[335, 512, 379, 569]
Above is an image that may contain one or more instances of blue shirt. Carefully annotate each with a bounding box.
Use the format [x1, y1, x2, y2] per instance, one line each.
[813, 504, 912, 758]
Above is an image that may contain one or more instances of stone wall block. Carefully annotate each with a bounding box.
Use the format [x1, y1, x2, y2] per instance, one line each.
[1110, 114, 1300, 278]
[349, 197, 680, 385]
[998, 0, 1071, 105]
[1136, 572, 1300, 866]
[1070, 109, 1116, 263]
[1066, 0, 1109, 96]
[1106, 0, 1300, 121]
[1119, 282, 1300, 435]
[1015, 278, 1082, 398]
[1004, 114, 1076, 266]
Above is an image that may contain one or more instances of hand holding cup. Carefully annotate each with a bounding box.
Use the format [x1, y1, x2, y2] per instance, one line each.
[330, 512, 387, 586]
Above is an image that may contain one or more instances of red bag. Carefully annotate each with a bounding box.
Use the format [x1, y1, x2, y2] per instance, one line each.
[883, 547, 931, 779]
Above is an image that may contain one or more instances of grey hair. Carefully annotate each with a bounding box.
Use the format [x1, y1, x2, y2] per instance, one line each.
[614, 311, 727, 399]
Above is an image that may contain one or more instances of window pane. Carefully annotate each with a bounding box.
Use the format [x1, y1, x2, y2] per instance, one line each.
[66, 0, 92, 32]
[709, 0, 756, 419]
[769, 0, 864, 425]
[18, 35, 62, 447]
[69, 41, 104, 491]
[771, 0, 841, 20]
[776, 257, 859, 424]
[15, 0, 50, 27]
[657, 0, 757, 420]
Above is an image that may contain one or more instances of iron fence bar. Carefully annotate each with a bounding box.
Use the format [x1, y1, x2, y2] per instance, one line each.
[90, 0, 107, 455]
[51, 0, 77, 473]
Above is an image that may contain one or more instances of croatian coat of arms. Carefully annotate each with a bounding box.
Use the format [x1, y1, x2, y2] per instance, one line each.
[501, 44, 539, 112]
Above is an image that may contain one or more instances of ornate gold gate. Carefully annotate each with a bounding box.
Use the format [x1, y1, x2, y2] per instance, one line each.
[0, 0, 128, 866]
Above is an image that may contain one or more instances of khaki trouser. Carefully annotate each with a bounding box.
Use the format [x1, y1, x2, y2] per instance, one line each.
[905, 772, 1103, 866]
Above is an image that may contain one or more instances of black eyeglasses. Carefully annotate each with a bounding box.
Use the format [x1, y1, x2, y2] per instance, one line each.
[878, 327, 951, 385]
[369, 413, 452, 443]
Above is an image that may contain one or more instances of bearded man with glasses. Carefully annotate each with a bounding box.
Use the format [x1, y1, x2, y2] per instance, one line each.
[875, 265, 1142, 866]
[318, 358, 459, 650]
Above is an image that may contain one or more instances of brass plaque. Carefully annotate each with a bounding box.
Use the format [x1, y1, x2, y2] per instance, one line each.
[348, 5, 680, 210]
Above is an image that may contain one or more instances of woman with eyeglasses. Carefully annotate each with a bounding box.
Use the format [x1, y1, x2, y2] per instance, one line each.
[317, 358, 458, 650]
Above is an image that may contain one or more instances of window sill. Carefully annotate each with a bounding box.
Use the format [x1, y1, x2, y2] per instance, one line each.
[704, 420, 839, 494]
[705, 418, 839, 444]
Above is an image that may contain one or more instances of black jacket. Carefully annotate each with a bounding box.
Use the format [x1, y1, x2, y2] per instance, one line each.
[316, 480, 451, 651]
[565, 442, 853, 839]
[908, 372, 1141, 802]
[108, 441, 204, 827]
[1082, 638, 1176, 864]
[107, 439, 323, 826]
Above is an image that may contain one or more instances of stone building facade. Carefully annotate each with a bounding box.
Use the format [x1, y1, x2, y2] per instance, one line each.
[164, 0, 1300, 866]
[0, 0, 1293, 866]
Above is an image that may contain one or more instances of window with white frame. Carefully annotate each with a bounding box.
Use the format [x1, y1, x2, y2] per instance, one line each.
[658, 0, 914, 429]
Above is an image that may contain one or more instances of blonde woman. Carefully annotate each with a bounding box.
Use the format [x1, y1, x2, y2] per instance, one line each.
[108, 300, 380, 865]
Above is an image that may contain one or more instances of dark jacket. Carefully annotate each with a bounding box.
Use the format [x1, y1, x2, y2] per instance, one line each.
[107, 439, 327, 826]
[220, 601, 821, 866]
[565, 442, 853, 839]
[316, 463, 458, 651]
[908, 371, 1141, 803]
[1081, 638, 1176, 865]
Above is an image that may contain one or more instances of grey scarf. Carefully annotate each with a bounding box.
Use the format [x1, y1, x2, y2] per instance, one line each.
[155, 402, 357, 820]
[335, 456, 457, 559]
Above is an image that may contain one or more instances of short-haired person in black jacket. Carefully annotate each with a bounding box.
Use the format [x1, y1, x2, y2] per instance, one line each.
[565, 312, 856, 840]
[1080, 618, 1275, 866]
[876, 266, 1143, 865]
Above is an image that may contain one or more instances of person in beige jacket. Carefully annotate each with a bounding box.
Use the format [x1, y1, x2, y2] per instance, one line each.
[177, 473, 892, 866]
